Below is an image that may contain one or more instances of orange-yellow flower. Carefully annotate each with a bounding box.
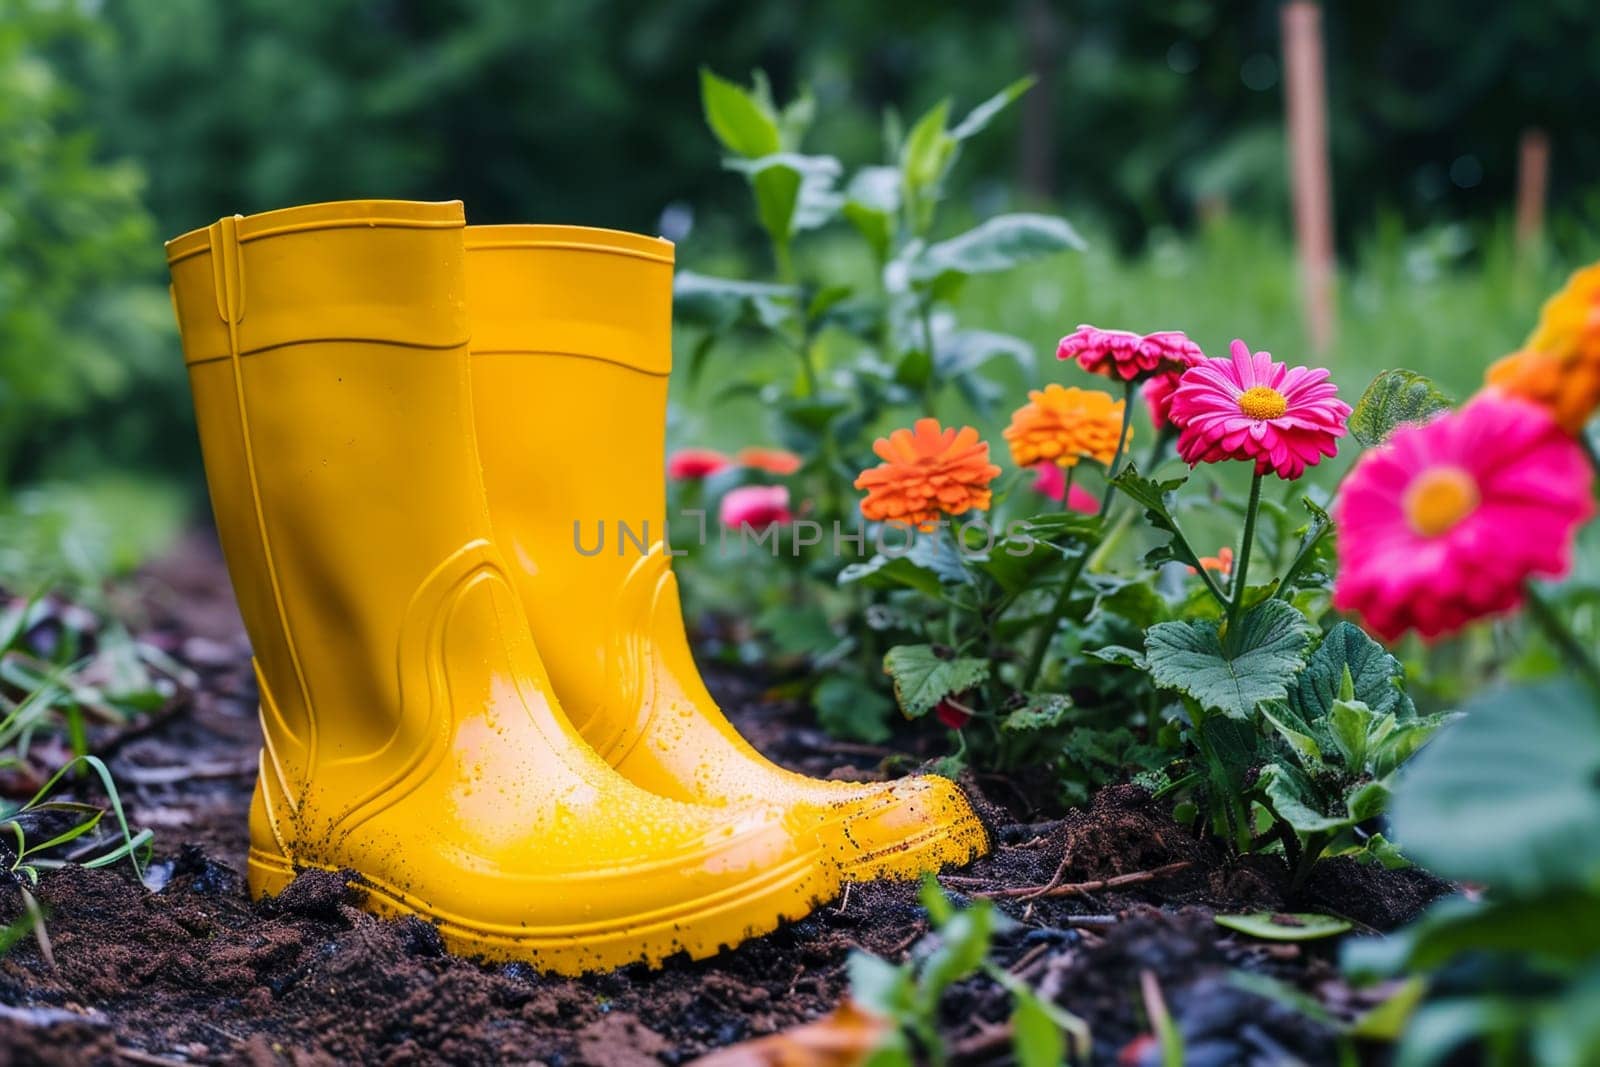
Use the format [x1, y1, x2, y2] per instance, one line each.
[855, 418, 1001, 529]
[1002, 384, 1131, 470]
[736, 446, 803, 475]
[1484, 262, 1600, 433]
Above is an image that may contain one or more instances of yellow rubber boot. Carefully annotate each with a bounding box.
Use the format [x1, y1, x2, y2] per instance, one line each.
[465, 224, 989, 881]
[166, 201, 837, 973]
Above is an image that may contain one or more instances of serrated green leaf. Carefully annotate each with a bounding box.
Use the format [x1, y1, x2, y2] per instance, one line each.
[882, 644, 989, 719]
[1216, 912, 1352, 941]
[1292, 621, 1415, 724]
[1349, 369, 1454, 448]
[1144, 600, 1315, 719]
[1328, 697, 1376, 769]
[699, 68, 781, 158]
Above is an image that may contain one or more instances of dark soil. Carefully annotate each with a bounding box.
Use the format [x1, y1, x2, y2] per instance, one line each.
[0, 532, 1447, 1066]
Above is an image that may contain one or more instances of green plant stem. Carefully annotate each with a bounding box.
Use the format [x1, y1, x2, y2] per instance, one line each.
[1020, 546, 1089, 691]
[1524, 581, 1600, 695]
[1225, 471, 1264, 638]
[918, 296, 939, 412]
[1099, 380, 1136, 515]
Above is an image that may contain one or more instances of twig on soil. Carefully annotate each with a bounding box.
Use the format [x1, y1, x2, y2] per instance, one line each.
[119, 760, 255, 785]
[948, 1020, 1014, 1062]
[973, 860, 1194, 901]
[115, 1048, 192, 1067]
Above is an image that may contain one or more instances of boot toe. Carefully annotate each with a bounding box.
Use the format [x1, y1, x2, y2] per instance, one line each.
[815, 775, 989, 881]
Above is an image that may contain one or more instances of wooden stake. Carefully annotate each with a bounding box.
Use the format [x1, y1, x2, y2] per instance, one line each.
[1281, 1, 1336, 352]
[1516, 127, 1550, 255]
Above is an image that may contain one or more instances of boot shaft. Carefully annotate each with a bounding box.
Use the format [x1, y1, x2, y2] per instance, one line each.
[465, 226, 680, 757]
[168, 201, 493, 791]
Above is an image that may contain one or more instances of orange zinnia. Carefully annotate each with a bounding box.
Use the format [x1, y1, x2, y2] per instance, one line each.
[1002, 384, 1131, 470]
[855, 418, 1001, 530]
[736, 446, 804, 475]
[1484, 262, 1600, 433]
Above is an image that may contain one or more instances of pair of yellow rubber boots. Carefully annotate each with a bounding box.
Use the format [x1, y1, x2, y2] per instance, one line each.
[164, 200, 987, 974]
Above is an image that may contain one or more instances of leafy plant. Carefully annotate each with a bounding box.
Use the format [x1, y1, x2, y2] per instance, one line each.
[1345, 677, 1600, 1066]
[848, 878, 1088, 1065]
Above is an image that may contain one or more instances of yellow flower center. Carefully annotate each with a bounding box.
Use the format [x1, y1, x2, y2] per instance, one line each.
[1237, 386, 1288, 420]
[1403, 466, 1480, 537]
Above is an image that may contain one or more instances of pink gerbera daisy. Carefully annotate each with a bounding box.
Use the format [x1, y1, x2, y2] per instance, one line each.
[1168, 339, 1350, 479]
[1058, 325, 1205, 382]
[1332, 395, 1593, 642]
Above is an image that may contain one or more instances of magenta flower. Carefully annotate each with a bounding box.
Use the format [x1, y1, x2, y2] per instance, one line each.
[1058, 325, 1205, 383]
[669, 447, 731, 480]
[1168, 339, 1350, 479]
[1029, 463, 1099, 513]
[719, 485, 793, 530]
[1332, 396, 1593, 642]
[1142, 370, 1185, 430]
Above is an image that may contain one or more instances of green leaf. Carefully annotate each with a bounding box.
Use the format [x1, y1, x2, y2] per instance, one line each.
[1346, 890, 1600, 979]
[1349, 369, 1454, 448]
[1010, 985, 1065, 1067]
[843, 166, 901, 261]
[1143, 600, 1315, 719]
[918, 899, 995, 1005]
[1258, 762, 1352, 834]
[909, 213, 1085, 287]
[1389, 679, 1600, 895]
[1216, 912, 1353, 941]
[847, 951, 915, 1018]
[950, 75, 1037, 140]
[934, 329, 1036, 382]
[883, 645, 989, 719]
[838, 554, 945, 599]
[1001, 694, 1073, 734]
[1291, 621, 1415, 724]
[699, 68, 781, 158]
[673, 271, 797, 331]
[726, 153, 843, 242]
[1327, 697, 1376, 769]
[814, 676, 895, 745]
[899, 98, 955, 193]
[1110, 465, 1209, 574]
[1259, 700, 1323, 766]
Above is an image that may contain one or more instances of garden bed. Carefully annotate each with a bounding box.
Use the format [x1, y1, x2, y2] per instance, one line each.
[0, 533, 1445, 1066]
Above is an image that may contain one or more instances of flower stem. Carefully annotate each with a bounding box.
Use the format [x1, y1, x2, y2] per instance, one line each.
[1524, 581, 1600, 695]
[1100, 380, 1137, 515]
[1020, 543, 1089, 691]
[1225, 471, 1264, 637]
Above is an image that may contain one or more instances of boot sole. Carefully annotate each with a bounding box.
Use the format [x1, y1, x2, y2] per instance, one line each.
[247, 844, 833, 974]
[836, 810, 990, 882]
